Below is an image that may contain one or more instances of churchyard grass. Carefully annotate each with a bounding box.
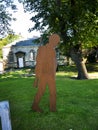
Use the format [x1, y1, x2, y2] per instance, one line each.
[0, 68, 98, 130]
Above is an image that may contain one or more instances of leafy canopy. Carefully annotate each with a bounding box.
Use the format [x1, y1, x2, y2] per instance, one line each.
[0, 0, 17, 38]
[23, 0, 98, 49]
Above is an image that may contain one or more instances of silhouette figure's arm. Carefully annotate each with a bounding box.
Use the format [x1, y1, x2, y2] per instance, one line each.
[33, 77, 39, 88]
[35, 47, 42, 79]
[33, 47, 42, 88]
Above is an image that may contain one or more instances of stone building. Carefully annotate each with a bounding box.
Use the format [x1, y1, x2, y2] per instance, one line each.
[2, 38, 40, 68]
[2, 37, 68, 70]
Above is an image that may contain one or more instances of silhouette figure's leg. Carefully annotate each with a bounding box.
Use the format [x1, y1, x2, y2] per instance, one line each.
[48, 77, 56, 112]
[32, 77, 46, 112]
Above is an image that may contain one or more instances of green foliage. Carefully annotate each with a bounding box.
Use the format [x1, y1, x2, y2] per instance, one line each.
[0, 70, 98, 130]
[0, 0, 17, 38]
[0, 34, 20, 59]
[23, 0, 98, 80]
[23, 0, 98, 50]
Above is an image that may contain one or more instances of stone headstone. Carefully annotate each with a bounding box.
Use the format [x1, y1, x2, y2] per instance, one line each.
[0, 101, 12, 130]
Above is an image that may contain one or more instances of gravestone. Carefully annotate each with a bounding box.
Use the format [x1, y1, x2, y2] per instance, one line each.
[0, 101, 12, 130]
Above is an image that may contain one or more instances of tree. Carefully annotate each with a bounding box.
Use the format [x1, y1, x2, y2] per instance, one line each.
[0, 0, 16, 38]
[0, 34, 20, 59]
[23, 0, 98, 79]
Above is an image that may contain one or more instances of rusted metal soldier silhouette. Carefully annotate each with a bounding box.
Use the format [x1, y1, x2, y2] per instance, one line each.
[32, 34, 60, 112]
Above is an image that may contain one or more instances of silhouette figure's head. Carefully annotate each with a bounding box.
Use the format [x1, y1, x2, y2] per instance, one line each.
[49, 34, 60, 48]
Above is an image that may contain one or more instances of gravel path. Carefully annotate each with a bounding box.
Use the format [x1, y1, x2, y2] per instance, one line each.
[89, 72, 98, 79]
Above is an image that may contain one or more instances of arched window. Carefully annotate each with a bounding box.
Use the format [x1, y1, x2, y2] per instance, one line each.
[30, 50, 36, 61]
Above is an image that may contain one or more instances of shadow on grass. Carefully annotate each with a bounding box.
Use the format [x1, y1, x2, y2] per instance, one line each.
[1, 63, 98, 80]
[0, 68, 35, 79]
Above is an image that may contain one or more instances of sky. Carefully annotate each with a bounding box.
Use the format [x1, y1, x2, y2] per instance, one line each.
[9, 0, 41, 38]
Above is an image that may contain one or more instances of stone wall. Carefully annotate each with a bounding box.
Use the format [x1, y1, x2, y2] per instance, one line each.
[2, 45, 39, 68]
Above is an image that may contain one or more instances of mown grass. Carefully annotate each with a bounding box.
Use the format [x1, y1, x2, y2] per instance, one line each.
[0, 68, 98, 130]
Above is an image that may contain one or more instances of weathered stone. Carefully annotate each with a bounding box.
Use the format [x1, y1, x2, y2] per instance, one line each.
[0, 101, 12, 130]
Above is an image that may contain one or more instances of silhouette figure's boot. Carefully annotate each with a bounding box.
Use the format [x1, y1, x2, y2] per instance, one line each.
[32, 105, 43, 112]
[32, 103, 43, 113]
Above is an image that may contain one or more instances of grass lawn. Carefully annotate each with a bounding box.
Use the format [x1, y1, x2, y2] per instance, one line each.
[0, 69, 98, 130]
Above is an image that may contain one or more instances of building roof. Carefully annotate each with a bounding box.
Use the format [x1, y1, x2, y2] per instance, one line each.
[14, 38, 40, 46]
[3, 37, 40, 48]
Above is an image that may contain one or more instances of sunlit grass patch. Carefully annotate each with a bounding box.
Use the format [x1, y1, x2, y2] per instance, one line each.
[56, 71, 77, 77]
[0, 69, 98, 130]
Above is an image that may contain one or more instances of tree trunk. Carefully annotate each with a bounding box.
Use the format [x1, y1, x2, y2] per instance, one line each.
[70, 48, 89, 79]
[75, 60, 89, 79]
